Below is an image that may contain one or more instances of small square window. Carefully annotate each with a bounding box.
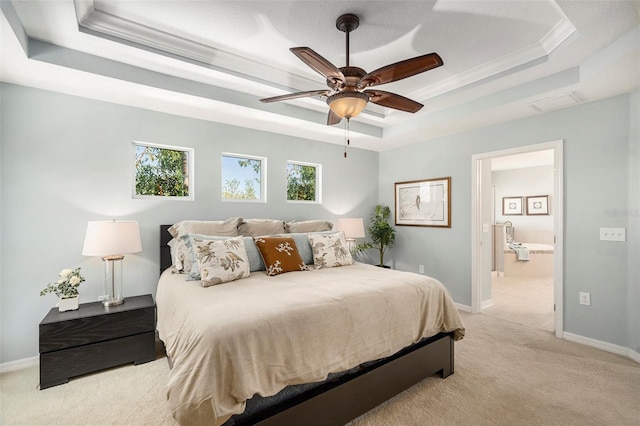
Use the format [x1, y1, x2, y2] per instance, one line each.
[287, 161, 321, 203]
[133, 142, 193, 199]
[222, 153, 266, 202]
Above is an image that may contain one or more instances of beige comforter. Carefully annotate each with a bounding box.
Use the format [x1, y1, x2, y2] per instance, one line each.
[156, 262, 465, 425]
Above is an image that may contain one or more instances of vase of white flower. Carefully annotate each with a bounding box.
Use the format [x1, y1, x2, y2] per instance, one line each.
[40, 268, 85, 312]
[57, 296, 79, 312]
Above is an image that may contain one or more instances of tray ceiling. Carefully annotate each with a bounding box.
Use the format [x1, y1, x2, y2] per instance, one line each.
[1, 0, 639, 151]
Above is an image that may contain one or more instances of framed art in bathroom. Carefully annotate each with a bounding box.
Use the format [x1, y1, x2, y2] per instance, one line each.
[502, 196, 523, 215]
[526, 195, 550, 215]
[395, 177, 451, 227]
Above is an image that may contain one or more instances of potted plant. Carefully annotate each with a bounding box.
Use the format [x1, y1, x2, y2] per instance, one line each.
[355, 205, 396, 267]
[40, 268, 85, 312]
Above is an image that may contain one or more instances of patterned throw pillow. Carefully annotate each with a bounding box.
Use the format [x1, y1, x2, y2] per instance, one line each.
[254, 236, 309, 276]
[183, 234, 265, 280]
[167, 217, 242, 272]
[308, 231, 354, 269]
[274, 232, 318, 266]
[191, 236, 250, 287]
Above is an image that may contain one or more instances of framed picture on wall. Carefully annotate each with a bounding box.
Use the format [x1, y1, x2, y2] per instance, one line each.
[394, 177, 451, 227]
[502, 196, 523, 215]
[526, 195, 550, 215]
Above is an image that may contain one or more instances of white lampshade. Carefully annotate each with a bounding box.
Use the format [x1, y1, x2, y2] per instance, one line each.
[82, 220, 142, 307]
[336, 218, 365, 239]
[82, 220, 142, 256]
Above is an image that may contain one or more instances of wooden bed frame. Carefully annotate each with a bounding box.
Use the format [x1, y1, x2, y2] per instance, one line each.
[159, 225, 455, 426]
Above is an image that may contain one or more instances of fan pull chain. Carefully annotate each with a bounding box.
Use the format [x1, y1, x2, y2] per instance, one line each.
[344, 119, 351, 158]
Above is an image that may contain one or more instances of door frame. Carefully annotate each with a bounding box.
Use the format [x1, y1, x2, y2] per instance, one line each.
[471, 140, 564, 338]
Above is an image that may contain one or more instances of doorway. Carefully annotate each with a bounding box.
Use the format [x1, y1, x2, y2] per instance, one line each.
[471, 140, 564, 338]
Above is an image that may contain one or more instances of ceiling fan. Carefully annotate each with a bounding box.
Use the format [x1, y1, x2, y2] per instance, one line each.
[260, 13, 443, 125]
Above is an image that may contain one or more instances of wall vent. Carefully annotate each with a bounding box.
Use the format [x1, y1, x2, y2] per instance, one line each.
[528, 92, 582, 112]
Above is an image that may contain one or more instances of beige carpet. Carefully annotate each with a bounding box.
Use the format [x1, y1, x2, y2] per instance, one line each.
[1, 312, 638, 425]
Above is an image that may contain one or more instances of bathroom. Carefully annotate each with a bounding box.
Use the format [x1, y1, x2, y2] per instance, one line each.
[485, 150, 555, 331]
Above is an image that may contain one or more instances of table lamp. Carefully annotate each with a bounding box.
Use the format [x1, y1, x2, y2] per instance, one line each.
[336, 217, 365, 252]
[82, 220, 142, 306]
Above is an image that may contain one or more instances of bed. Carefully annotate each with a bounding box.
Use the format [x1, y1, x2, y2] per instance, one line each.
[157, 223, 465, 425]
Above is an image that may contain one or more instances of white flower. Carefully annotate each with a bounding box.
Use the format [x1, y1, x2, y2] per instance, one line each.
[41, 267, 84, 299]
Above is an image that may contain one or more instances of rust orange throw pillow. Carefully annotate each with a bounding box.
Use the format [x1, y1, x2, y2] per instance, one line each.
[254, 236, 309, 276]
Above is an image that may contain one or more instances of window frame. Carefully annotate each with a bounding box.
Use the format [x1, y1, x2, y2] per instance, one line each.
[286, 160, 322, 204]
[132, 141, 194, 200]
[221, 152, 267, 203]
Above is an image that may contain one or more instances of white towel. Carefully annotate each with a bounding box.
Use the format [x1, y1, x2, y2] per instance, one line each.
[509, 243, 530, 261]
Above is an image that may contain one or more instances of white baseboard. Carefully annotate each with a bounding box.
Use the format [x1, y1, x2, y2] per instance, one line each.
[455, 303, 473, 313]
[455, 301, 491, 312]
[563, 332, 640, 364]
[0, 355, 38, 373]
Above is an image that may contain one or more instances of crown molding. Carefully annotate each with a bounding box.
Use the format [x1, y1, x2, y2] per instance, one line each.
[412, 17, 576, 102]
[540, 17, 577, 53]
[73, 0, 320, 95]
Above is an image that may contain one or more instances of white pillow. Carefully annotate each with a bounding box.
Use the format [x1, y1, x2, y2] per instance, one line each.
[168, 217, 241, 239]
[285, 220, 333, 233]
[191, 236, 250, 287]
[308, 231, 354, 269]
[238, 218, 285, 237]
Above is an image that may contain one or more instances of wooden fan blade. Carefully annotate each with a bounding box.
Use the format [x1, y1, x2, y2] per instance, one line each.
[260, 89, 330, 103]
[290, 47, 345, 83]
[327, 110, 342, 125]
[358, 53, 443, 88]
[365, 90, 423, 113]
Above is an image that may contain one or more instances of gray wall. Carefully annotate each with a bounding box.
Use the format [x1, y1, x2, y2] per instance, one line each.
[627, 89, 639, 354]
[1, 83, 638, 363]
[0, 83, 380, 363]
[379, 91, 639, 351]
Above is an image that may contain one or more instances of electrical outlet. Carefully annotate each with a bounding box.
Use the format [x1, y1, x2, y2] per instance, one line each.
[418, 265, 424, 274]
[579, 292, 591, 306]
[600, 227, 626, 241]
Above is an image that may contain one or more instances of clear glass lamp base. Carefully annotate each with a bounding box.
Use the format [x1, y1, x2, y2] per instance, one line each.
[102, 297, 124, 307]
[101, 256, 125, 308]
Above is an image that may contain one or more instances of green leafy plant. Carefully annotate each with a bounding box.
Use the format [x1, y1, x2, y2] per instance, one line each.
[135, 145, 189, 197]
[355, 205, 396, 267]
[40, 268, 85, 299]
[287, 163, 317, 201]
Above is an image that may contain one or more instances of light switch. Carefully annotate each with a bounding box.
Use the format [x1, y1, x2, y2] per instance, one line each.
[599, 228, 626, 241]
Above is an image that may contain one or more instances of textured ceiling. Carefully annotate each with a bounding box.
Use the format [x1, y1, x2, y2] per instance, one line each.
[2, 0, 639, 153]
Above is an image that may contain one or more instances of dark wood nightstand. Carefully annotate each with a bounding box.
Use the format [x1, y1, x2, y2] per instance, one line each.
[39, 294, 156, 390]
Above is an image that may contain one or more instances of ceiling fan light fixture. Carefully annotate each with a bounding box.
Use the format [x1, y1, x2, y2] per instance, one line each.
[261, 13, 442, 126]
[327, 91, 369, 119]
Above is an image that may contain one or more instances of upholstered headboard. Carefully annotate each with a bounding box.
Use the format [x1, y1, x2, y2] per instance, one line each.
[160, 225, 173, 274]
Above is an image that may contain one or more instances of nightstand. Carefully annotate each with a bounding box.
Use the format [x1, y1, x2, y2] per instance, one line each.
[39, 294, 156, 390]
